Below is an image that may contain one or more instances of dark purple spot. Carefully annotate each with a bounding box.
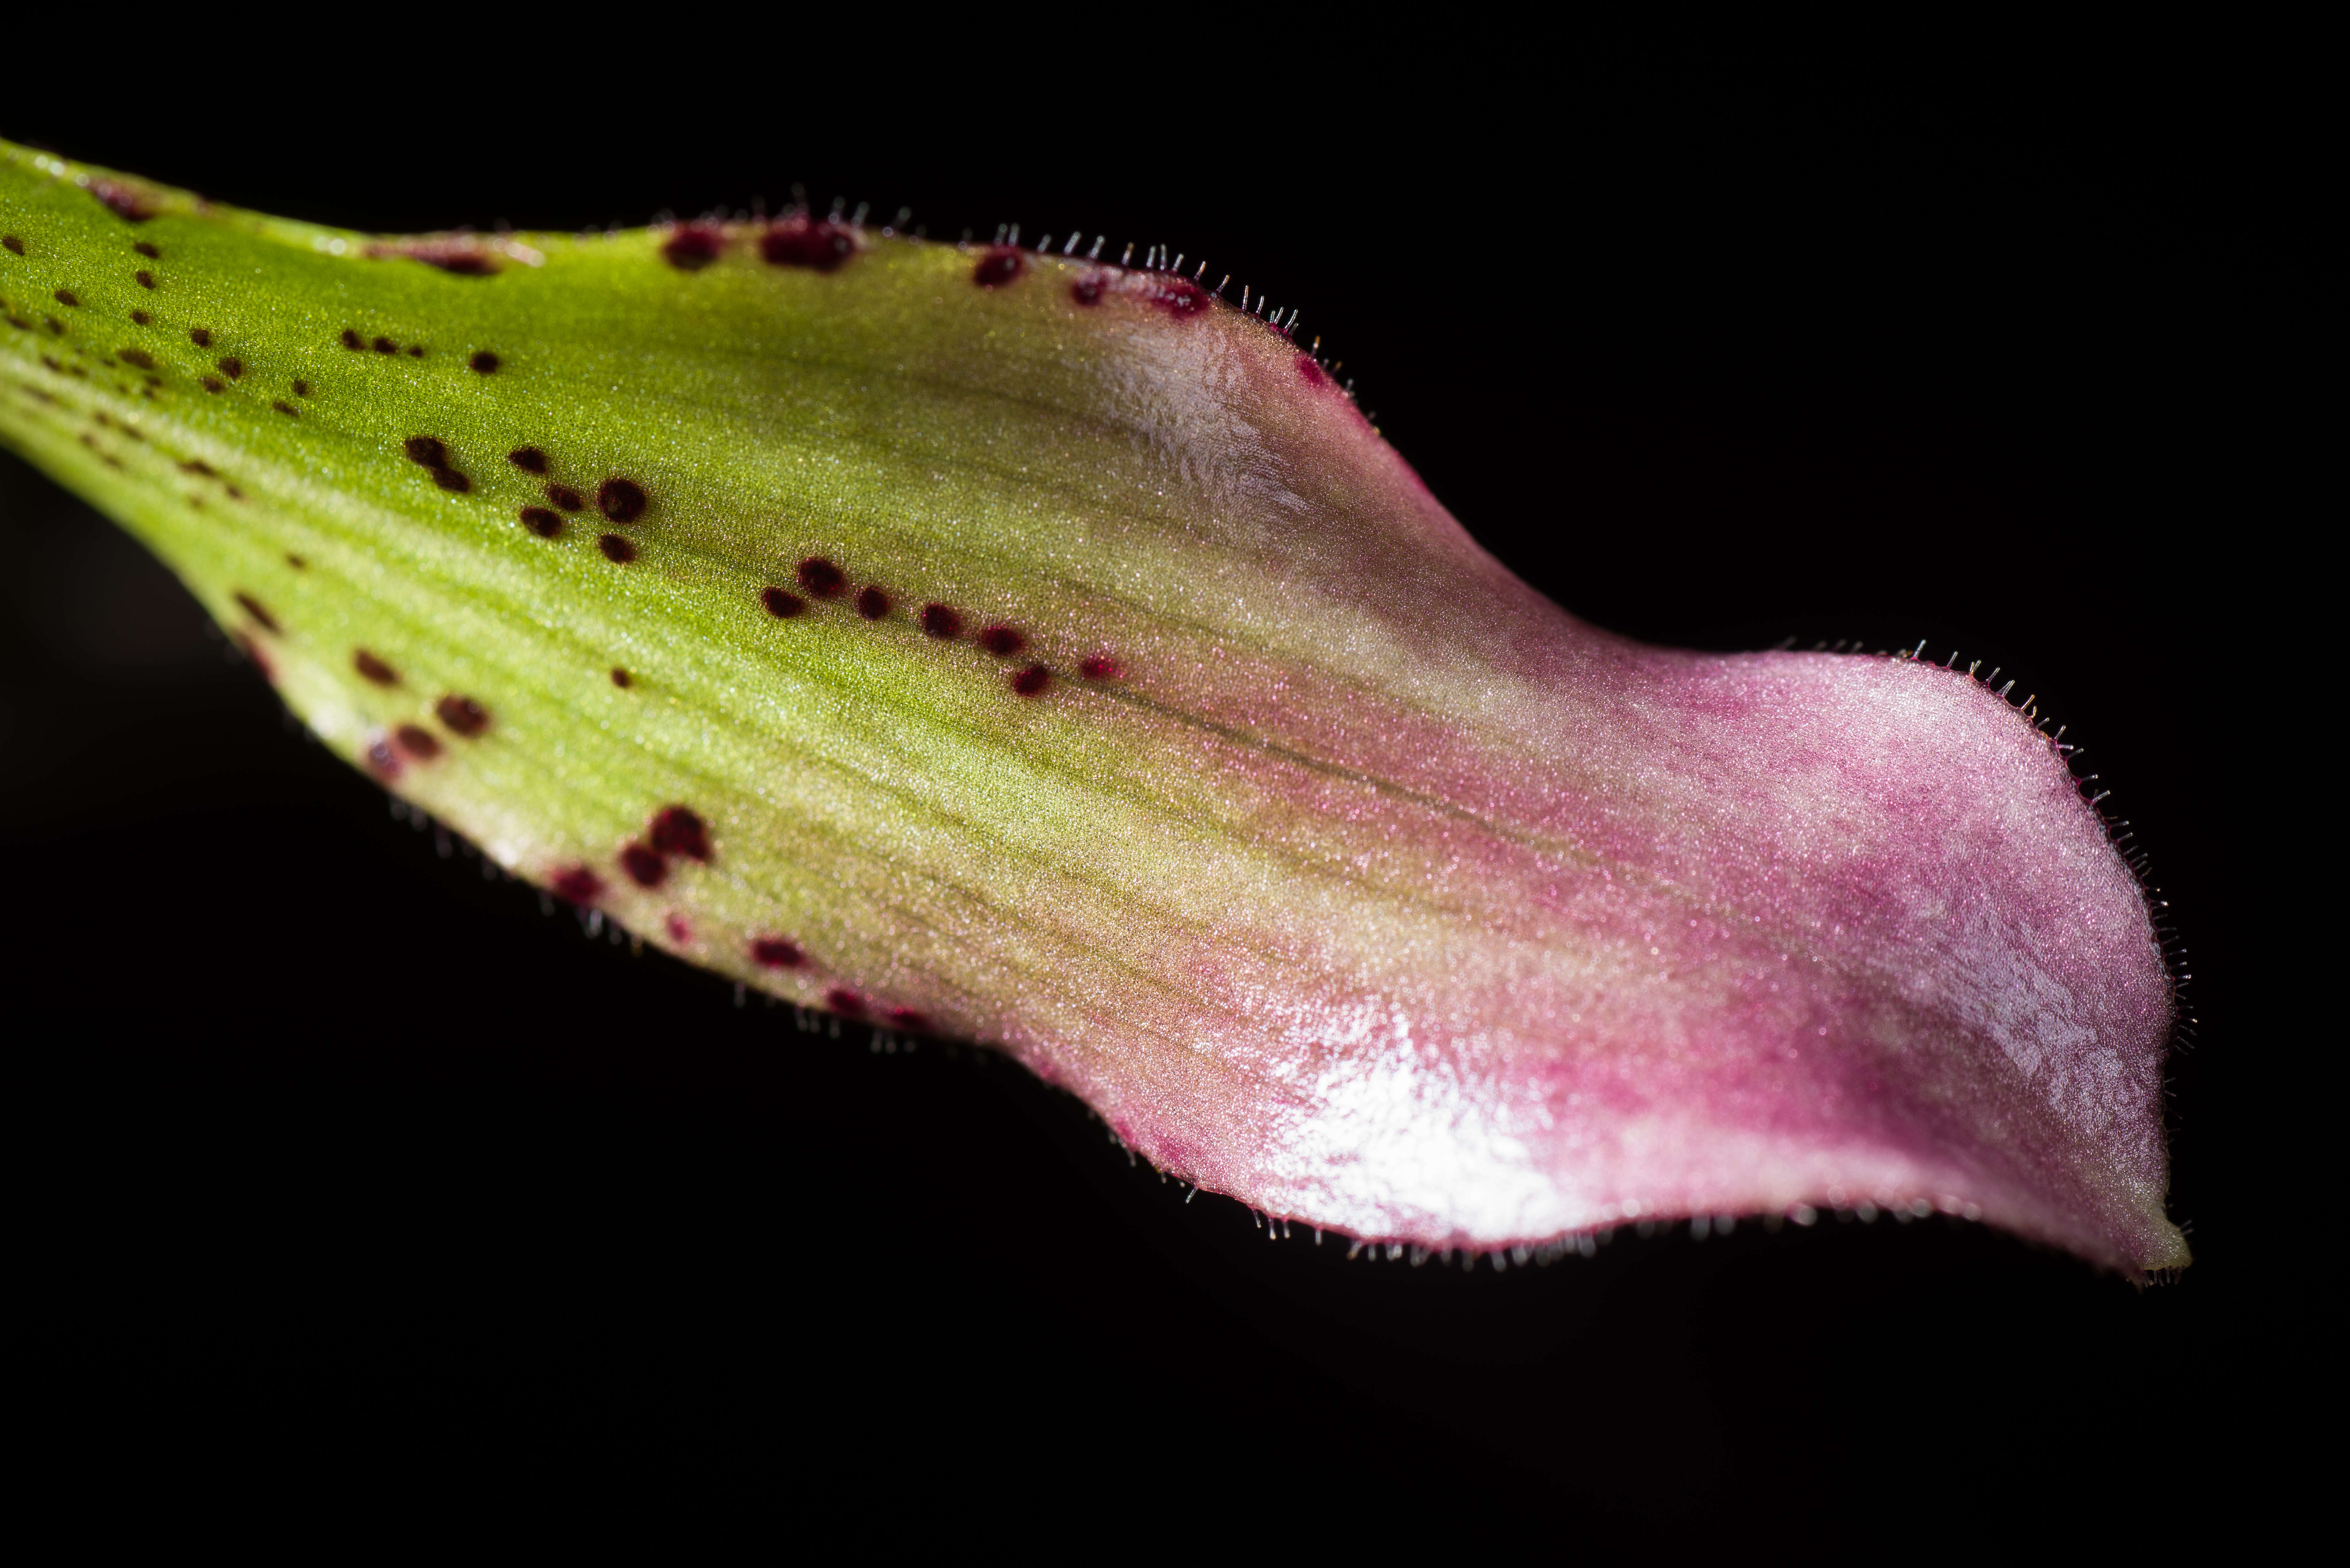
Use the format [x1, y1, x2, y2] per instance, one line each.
[469, 351, 500, 374]
[286, 554, 307, 569]
[1, 236, 22, 255]
[200, 377, 224, 394]
[825, 987, 868, 1018]
[855, 585, 891, 620]
[760, 219, 856, 272]
[649, 805, 711, 862]
[117, 348, 154, 369]
[620, 842, 667, 888]
[761, 586, 806, 618]
[395, 724, 443, 761]
[179, 459, 216, 475]
[546, 484, 583, 511]
[432, 467, 471, 492]
[272, 401, 299, 418]
[406, 344, 424, 357]
[292, 380, 311, 397]
[520, 505, 563, 537]
[920, 603, 963, 639]
[887, 1006, 931, 1032]
[610, 667, 633, 688]
[1079, 654, 1121, 680]
[598, 533, 636, 563]
[1295, 355, 1328, 388]
[353, 649, 399, 685]
[234, 592, 281, 634]
[340, 329, 363, 350]
[751, 937, 804, 970]
[971, 248, 1023, 288]
[365, 737, 400, 777]
[217, 356, 243, 379]
[54, 290, 79, 308]
[663, 224, 726, 270]
[134, 270, 155, 290]
[666, 914, 692, 944]
[134, 242, 160, 260]
[508, 446, 548, 473]
[977, 625, 1026, 658]
[797, 557, 846, 598]
[373, 336, 397, 354]
[90, 181, 154, 222]
[404, 436, 450, 468]
[130, 310, 151, 326]
[596, 477, 648, 524]
[1148, 279, 1211, 318]
[1012, 664, 1051, 697]
[553, 867, 604, 905]
[436, 694, 491, 736]
[1070, 275, 1104, 306]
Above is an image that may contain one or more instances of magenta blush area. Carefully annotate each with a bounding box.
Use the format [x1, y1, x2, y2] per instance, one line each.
[870, 294, 2177, 1270]
[1007, 646, 2178, 1272]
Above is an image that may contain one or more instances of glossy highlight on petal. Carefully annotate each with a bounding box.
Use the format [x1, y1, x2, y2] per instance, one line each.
[0, 140, 2182, 1274]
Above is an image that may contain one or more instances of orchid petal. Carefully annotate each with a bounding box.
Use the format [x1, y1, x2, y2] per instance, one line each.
[0, 142, 2182, 1272]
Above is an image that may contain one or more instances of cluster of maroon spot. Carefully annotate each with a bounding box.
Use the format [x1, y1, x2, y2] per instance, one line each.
[341, 328, 424, 358]
[952, 247, 1209, 320]
[338, 326, 498, 374]
[501, 445, 647, 556]
[360, 678, 493, 777]
[661, 216, 863, 274]
[756, 553, 1126, 699]
[287, 626, 497, 776]
[403, 435, 472, 493]
[957, 236, 1338, 368]
[12, 240, 322, 413]
[401, 434, 651, 558]
[762, 218, 858, 272]
[618, 804, 714, 890]
[743, 936, 928, 1033]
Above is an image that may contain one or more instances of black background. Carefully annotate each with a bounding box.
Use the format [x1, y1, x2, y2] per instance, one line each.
[3, 33, 2269, 1538]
